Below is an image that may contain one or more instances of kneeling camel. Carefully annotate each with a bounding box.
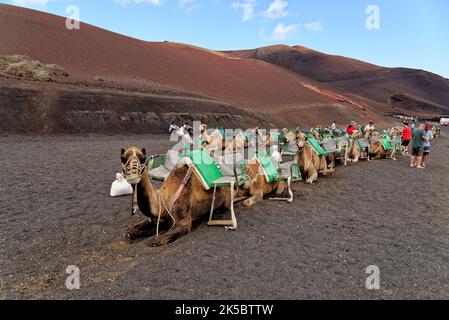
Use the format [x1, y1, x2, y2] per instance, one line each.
[121, 147, 232, 247]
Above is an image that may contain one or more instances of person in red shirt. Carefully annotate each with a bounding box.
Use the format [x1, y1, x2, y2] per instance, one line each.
[346, 121, 358, 135]
[401, 122, 412, 155]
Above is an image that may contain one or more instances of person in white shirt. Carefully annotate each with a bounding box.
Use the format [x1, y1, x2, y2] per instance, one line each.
[330, 122, 337, 131]
[169, 122, 179, 134]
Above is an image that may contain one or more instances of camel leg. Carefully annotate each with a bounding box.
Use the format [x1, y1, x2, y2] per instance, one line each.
[274, 181, 285, 196]
[367, 147, 372, 161]
[243, 190, 264, 207]
[149, 223, 191, 247]
[306, 167, 318, 184]
[344, 147, 349, 166]
[371, 152, 382, 160]
[353, 152, 360, 164]
[126, 219, 156, 240]
[235, 185, 249, 199]
[319, 157, 335, 175]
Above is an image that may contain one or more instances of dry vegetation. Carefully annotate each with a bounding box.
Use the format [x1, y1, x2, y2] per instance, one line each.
[0, 54, 68, 81]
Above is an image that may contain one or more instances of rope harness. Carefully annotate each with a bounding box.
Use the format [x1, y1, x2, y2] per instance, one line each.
[122, 156, 147, 216]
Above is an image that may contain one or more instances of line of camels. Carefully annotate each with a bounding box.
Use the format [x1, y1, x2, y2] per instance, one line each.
[119, 124, 430, 247]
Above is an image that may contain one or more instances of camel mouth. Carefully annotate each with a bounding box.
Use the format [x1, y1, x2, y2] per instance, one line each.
[124, 174, 142, 185]
[122, 156, 145, 185]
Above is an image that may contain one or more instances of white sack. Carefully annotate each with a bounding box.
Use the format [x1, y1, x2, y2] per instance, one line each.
[110, 173, 134, 197]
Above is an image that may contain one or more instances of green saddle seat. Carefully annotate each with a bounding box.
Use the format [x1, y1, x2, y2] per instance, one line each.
[356, 138, 370, 149]
[185, 150, 223, 190]
[307, 137, 333, 156]
[256, 155, 280, 183]
[380, 135, 392, 151]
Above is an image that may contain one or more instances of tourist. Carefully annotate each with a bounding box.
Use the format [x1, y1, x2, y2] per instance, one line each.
[169, 122, 179, 134]
[346, 121, 358, 135]
[410, 123, 426, 169]
[422, 124, 434, 167]
[401, 122, 412, 155]
[330, 122, 337, 131]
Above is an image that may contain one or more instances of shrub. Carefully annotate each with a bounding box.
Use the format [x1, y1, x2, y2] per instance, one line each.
[0, 54, 68, 81]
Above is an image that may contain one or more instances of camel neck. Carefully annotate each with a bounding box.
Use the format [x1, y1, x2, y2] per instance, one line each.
[137, 170, 160, 218]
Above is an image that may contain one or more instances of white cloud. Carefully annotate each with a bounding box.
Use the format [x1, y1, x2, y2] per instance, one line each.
[262, 22, 300, 41]
[231, 0, 256, 22]
[304, 21, 322, 32]
[114, 0, 162, 6]
[262, 0, 288, 19]
[179, 0, 200, 13]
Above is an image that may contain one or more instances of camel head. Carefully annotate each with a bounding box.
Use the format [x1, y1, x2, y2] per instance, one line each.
[121, 147, 147, 185]
[199, 124, 208, 135]
[296, 132, 308, 149]
[365, 129, 377, 139]
[282, 128, 295, 143]
[351, 130, 362, 138]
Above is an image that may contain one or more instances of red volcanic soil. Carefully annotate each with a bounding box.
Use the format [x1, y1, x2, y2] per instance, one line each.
[0, 4, 397, 133]
[0, 5, 329, 108]
[227, 45, 449, 117]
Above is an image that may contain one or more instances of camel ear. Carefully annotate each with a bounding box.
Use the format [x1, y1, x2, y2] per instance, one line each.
[141, 148, 146, 156]
[121, 148, 126, 156]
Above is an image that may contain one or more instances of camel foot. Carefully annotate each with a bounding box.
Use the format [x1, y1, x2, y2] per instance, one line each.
[149, 237, 166, 247]
[243, 199, 253, 207]
[148, 227, 190, 247]
[126, 219, 155, 241]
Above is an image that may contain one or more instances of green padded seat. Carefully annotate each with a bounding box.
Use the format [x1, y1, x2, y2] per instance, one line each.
[187, 149, 223, 190]
[380, 135, 392, 151]
[256, 155, 279, 183]
[307, 137, 332, 156]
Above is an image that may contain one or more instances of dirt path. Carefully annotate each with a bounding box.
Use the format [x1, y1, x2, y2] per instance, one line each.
[1, 130, 449, 300]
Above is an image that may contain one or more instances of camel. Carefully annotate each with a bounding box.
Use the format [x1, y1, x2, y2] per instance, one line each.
[369, 127, 400, 160]
[240, 161, 289, 207]
[199, 124, 225, 155]
[345, 130, 364, 164]
[121, 147, 232, 247]
[280, 128, 298, 155]
[295, 133, 334, 184]
[281, 128, 297, 144]
[224, 130, 248, 154]
[253, 127, 273, 152]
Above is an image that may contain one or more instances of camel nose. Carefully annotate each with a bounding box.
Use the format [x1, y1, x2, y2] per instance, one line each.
[125, 174, 141, 185]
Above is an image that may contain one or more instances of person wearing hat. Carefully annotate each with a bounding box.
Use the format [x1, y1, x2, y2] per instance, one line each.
[346, 121, 358, 135]
[422, 124, 434, 167]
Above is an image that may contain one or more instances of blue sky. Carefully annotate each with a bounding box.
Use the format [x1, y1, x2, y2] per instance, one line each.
[3, 0, 449, 78]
